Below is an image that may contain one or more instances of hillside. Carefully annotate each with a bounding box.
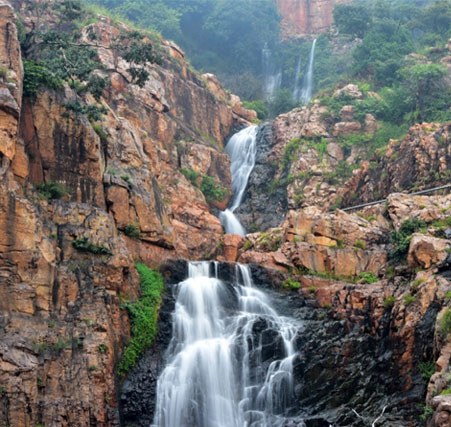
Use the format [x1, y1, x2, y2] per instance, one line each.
[0, 0, 450, 426]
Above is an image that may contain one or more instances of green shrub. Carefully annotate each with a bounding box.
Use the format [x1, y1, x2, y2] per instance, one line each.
[440, 388, 451, 396]
[242, 100, 268, 120]
[439, 308, 451, 338]
[411, 278, 426, 293]
[389, 218, 427, 262]
[92, 124, 108, 143]
[419, 360, 436, 382]
[23, 59, 63, 100]
[383, 296, 396, 309]
[0, 66, 8, 79]
[118, 263, 164, 377]
[36, 181, 68, 200]
[419, 405, 434, 421]
[358, 272, 378, 284]
[124, 223, 140, 239]
[283, 278, 301, 290]
[404, 293, 416, 306]
[72, 237, 113, 255]
[200, 175, 227, 202]
[180, 168, 199, 185]
[98, 344, 108, 354]
[354, 240, 366, 250]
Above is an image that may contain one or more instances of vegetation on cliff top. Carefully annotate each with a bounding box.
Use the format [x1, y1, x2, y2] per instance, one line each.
[118, 263, 164, 377]
[19, 0, 161, 119]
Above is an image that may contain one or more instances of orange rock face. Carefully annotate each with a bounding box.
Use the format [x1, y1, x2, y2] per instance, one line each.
[0, 1, 257, 424]
[276, 0, 352, 39]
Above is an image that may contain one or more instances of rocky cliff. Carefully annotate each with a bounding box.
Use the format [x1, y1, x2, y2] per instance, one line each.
[0, 0, 256, 425]
[277, 0, 352, 39]
[1, 0, 450, 426]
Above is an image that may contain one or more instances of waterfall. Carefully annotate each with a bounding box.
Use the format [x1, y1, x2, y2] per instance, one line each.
[300, 39, 317, 104]
[292, 54, 302, 102]
[153, 262, 299, 427]
[262, 43, 282, 100]
[219, 126, 258, 236]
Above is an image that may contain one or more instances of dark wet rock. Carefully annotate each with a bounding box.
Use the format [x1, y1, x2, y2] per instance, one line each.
[235, 123, 288, 231]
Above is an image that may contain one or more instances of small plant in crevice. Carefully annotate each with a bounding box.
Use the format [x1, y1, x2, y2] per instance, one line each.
[404, 293, 416, 307]
[72, 237, 113, 255]
[36, 181, 68, 200]
[357, 272, 378, 284]
[282, 278, 301, 290]
[120, 174, 133, 188]
[419, 360, 436, 383]
[383, 296, 396, 309]
[124, 223, 140, 239]
[180, 168, 200, 185]
[118, 263, 164, 377]
[419, 405, 434, 421]
[439, 308, 451, 338]
[98, 344, 108, 354]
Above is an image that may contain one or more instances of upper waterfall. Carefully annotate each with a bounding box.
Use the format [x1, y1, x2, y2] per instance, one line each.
[300, 39, 317, 104]
[262, 43, 282, 100]
[292, 54, 303, 102]
[219, 126, 258, 236]
[153, 261, 299, 427]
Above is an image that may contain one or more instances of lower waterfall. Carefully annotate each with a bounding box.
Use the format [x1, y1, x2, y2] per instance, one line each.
[153, 262, 299, 427]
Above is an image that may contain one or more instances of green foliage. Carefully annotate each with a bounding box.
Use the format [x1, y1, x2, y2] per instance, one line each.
[118, 263, 164, 376]
[333, 4, 372, 38]
[200, 175, 227, 202]
[241, 100, 268, 120]
[419, 405, 434, 421]
[354, 240, 366, 250]
[0, 66, 8, 79]
[419, 360, 436, 382]
[404, 294, 417, 306]
[36, 181, 68, 200]
[180, 168, 199, 185]
[389, 219, 427, 262]
[23, 59, 63, 99]
[358, 272, 378, 284]
[282, 278, 301, 290]
[63, 100, 107, 122]
[98, 344, 108, 354]
[72, 237, 113, 255]
[267, 89, 297, 118]
[383, 296, 396, 309]
[439, 309, 451, 337]
[440, 388, 451, 395]
[124, 223, 140, 239]
[92, 124, 108, 143]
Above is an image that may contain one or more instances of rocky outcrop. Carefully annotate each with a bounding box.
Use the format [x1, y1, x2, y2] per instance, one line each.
[0, 1, 257, 425]
[340, 123, 451, 207]
[277, 0, 352, 39]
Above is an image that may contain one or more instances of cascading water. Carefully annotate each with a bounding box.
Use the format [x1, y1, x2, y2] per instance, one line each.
[292, 54, 302, 103]
[262, 43, 282, 100]
[153, 262, 299, 427]
[300, 39, 317, 104]
[219, 126, 258, 236]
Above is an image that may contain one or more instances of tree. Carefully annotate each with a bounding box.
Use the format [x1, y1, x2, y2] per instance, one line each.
[399, 63, 447, 122]
[333, 4, 372, 38]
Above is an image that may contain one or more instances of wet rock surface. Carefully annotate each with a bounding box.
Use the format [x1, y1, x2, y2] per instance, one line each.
[235, 123, 289, 231]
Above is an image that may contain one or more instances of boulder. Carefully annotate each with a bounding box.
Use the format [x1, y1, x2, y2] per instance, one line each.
[407, 234, 450, 269]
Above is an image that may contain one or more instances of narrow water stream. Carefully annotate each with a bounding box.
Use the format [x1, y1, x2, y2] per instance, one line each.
[153, 262, 300, 427]
[219, 125, 258, 236]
